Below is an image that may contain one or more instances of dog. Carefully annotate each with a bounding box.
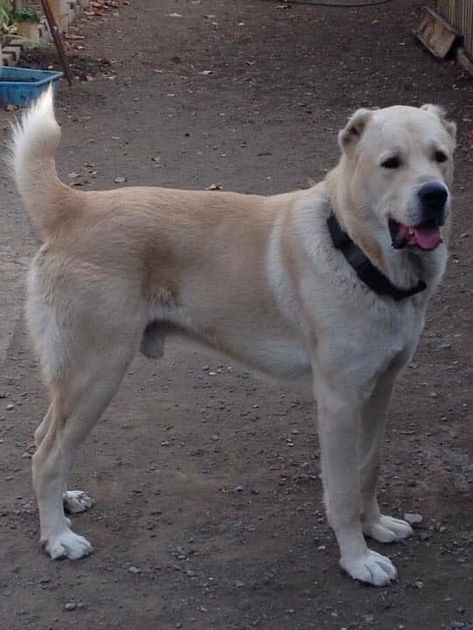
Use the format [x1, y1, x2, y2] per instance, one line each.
[10, 88, 456, 586]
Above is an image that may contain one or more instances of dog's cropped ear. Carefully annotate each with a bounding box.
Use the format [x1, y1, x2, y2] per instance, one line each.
[421, 104, 457, 141]
[338, 108, 373, 152]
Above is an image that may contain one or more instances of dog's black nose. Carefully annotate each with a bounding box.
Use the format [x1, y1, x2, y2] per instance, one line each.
[418, 183, 448, 221]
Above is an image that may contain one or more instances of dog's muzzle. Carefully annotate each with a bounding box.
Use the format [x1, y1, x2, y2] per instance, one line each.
[418, 182, 449, 225]
[389, 182, 448, 252]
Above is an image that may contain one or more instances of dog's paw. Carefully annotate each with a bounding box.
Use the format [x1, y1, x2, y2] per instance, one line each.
[363, 515, 413, 543]
[340, 549, 397, 586]
[63, 490, 94, 514]
[42, 529, 93, 560]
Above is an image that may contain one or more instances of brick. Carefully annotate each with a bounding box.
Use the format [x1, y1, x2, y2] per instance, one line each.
[2, 52, 15, 66]
[8, 38, 24, 48]
[3, 46, 22, 63]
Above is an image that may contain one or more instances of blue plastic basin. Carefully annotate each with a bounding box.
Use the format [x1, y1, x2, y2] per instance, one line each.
[0, 66, 63, 107]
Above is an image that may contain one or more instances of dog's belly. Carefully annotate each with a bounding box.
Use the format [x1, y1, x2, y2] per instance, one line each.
[141, 320, 312, 380]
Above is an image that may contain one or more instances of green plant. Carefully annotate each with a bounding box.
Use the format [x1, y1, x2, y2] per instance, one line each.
[0, 0, 9, 24]
[0, 0, 15, 35]
[12, 7, 41, 23]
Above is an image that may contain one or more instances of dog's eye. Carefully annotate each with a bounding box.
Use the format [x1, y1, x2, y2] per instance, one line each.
[381, 157, 401, 169]
[434, 150, 448, 163]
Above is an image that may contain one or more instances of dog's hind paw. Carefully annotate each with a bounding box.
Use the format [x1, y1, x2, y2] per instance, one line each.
[363, 515, 413, 543]
[42, 529, 93, 560]
[63, 490, 94, 514]
[340, 549, 397, 586]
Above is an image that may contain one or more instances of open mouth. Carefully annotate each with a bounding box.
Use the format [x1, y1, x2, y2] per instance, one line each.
[389, 218, 443, 251]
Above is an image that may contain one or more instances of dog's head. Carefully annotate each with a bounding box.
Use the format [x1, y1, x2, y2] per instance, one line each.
[338, 104, 456, 252]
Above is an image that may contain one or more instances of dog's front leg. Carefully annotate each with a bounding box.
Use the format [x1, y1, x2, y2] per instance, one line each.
[360, 366, 413, 543]
[315, 376, 397, 586]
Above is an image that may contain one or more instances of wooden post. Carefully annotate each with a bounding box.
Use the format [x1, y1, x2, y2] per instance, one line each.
[47, 0, 69, 32]
[40, 0, 73, 85]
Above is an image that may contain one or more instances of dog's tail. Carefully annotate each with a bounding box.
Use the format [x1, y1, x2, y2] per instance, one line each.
[10, 86, 70, 238]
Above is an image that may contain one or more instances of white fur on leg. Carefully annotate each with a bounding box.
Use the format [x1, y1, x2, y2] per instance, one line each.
[340, 549, 397, 586]
[42, 525, 93, 560]
[315, 374, 395, 586]
[363, 515, 413, 543]
[63, 490, 94, 514]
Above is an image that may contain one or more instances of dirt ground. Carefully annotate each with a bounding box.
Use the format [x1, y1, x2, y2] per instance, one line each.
[1, 0, 472, 628]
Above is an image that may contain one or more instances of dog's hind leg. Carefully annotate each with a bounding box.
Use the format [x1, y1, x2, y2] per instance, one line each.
[359, 364, 413, 543]
[34, 403, 94, 515]
[34, 403, 53, 448]
[32, 341, 134, 560]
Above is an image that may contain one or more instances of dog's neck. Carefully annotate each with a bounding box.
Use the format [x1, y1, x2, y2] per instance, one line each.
[324, 165, 448, 296]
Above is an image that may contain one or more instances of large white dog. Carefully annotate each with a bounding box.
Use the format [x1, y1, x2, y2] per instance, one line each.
[11, 88, 456, 586]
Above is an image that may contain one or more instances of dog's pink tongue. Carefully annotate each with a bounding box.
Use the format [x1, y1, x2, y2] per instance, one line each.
[413, 225, 442, 251]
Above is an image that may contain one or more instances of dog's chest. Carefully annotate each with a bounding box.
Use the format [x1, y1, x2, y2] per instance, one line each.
[366, 301, 424, 377]
[315, 291, 425, 390]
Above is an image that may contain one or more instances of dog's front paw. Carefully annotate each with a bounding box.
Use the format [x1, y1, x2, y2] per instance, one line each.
[42, 528, 93, 560]
[363, 515, 413, 543]
[340, 549, 397, 586]
[63, 490, 94, 514]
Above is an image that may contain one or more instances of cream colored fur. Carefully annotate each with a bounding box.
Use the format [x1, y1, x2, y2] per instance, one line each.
[11, 87, 456, 586]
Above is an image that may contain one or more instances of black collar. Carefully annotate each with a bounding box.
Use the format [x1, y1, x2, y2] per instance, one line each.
[327, 213, 426, 301]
